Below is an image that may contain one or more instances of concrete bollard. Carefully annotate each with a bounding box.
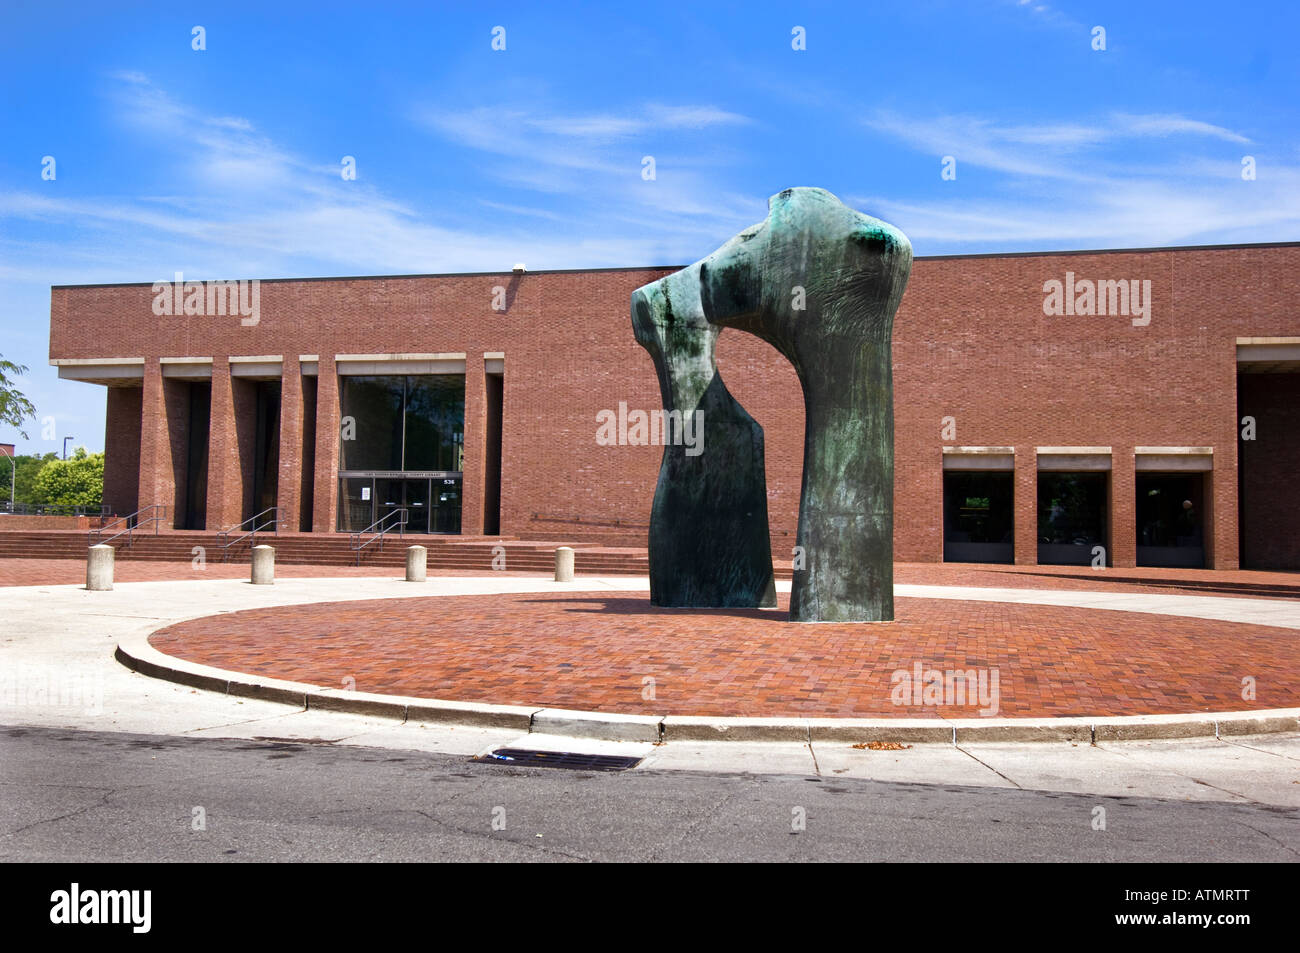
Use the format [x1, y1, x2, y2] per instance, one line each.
[406, 545, 427, 582]
[86, 544, 114, 591]
[554, 546, 575, 582]
[251, 544, 275, 585]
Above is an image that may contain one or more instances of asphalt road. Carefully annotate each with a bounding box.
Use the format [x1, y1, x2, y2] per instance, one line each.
[2, 725, 1296, 862]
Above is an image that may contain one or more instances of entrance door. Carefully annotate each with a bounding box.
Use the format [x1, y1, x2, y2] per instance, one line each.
[431, 477, 462, 534]
[373, 478, 429, 533]
[403, 479, 429, 533]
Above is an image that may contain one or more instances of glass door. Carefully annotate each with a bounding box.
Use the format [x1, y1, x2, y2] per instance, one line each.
[373, 478, 405, 530]
[431, 477, 462, 534]
[404, 479, 429, 533]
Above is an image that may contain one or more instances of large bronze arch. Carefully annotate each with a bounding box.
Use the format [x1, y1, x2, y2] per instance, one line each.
[632, 187, 912, 622]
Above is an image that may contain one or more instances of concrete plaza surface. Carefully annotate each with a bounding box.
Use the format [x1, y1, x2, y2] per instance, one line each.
[0, 572, 1297, 812]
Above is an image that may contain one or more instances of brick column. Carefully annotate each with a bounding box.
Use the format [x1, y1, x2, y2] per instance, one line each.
[460, 355, 487, 536]
[1210, 450, 1238, 570]
[1109, 448, 1135, 568]
[137, 360, 179, 527]
[206, 358, 244, 531]
[312, 356, 340, 533]
[104, 386, 142, 517]
[1013, 454, 1037, 565]
[276, 357, 303, 533]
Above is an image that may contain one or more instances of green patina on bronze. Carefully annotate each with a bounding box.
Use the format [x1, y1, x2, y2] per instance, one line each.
[636, 187, 911, 622]
[631, 262, 777, 608]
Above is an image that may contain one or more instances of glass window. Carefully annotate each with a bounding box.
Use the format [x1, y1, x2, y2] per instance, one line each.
[1136, 472, 1205, 568]
[338, 375, 464, 472]
[336, 374, 465, 534]
[404, 376, 465, 471]
[338, 477, 374, 532]
[1037, 472, 1108, 565]
[943, 471, 1013, 563]
[339, 377, 403, 471]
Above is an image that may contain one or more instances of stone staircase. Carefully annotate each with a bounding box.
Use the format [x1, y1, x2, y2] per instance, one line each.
[0, 529, 650, 575]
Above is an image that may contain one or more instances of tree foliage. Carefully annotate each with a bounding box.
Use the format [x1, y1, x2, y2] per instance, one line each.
[31, 448, 104, 508]
[0, 452, 58, 503]
[0, 355, 37, 440]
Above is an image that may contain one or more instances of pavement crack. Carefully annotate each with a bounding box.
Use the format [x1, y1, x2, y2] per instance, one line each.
[1230, 819, 1299, 858]
[1220, 738, 1300, 762]
[181, 713, 308, 734]
[807, 740, 821, 777]
[955, 745, 1023, 789]
[647, 786, 740, 862]
[408, 807, 592, 862]
[2, 787, 120, 837]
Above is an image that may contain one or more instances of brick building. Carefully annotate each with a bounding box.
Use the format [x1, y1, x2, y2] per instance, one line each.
[48, 240, 1300, 571]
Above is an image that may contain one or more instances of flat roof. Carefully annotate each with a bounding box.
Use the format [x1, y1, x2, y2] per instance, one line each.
[49, 239, 1300, 290]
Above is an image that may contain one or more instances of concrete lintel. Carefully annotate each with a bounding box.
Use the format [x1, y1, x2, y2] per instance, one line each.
[229, 354, 284, 364]
[1237, 341, 1300, 363]
[57, 362, 146, 383]
[1135, 447, 1214, 472]
[1037, 446, 1112, 455]
[50, 357, 146, 366]
[161, 363, 214, 379]
[230, 362, 283, 378]
[335, 352, 467, 362]
[1038, 447, 1112, 471]
[337, 358, 466, 376]
[943, 447, 1014, 471]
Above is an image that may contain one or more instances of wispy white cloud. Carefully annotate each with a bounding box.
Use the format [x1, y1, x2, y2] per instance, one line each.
[413, 100, 765, 243]
[864, 111, 1253, 182]
[851, 165, 1300, 249]
[0, 74, 765, 290]
[850, 105, 1293, 248]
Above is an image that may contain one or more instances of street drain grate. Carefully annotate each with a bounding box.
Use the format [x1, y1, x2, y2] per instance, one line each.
[473, 747, 643, 772]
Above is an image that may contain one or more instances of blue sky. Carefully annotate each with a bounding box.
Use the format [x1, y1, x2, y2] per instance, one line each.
[2, 0, 1297, 454]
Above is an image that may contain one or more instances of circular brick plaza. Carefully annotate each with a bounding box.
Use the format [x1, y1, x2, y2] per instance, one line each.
[148, 590, 1300, 719]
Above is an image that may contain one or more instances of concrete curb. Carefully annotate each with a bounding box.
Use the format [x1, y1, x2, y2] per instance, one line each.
[116, 628, 1300, 744]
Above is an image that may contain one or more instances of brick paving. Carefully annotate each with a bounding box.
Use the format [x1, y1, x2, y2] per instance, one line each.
[149, 591, 1300, 718]
[0, 559, 550, 586]
[895, 563, 1300, 600]
[3, 555, 1295, 598]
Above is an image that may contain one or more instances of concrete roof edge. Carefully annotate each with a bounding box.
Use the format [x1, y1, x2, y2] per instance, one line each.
[47, 240, 1300, 290]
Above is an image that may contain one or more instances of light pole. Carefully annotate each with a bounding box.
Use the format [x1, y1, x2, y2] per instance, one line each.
[63, 436, 75, 460]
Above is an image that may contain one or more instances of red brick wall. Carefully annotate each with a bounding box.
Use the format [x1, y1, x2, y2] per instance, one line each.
[103, 385, 141, 516]
[48, 245, 1300, 567]
[0, 515, 93, 530]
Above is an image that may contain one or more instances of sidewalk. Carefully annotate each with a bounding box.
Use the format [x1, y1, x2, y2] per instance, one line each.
[1, 574, 1297, 806]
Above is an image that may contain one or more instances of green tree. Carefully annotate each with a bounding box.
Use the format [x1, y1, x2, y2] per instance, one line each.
[0, 355, 37, 439]
[31, 448, 103, 508]
[0, 452, 58, 504]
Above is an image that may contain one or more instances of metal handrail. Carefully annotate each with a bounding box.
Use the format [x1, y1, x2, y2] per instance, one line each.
[349, 508, 408, 565]
[3, 502, 110, 518]
[217, 506, 280, 561]
[88, 504, 168, 549]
